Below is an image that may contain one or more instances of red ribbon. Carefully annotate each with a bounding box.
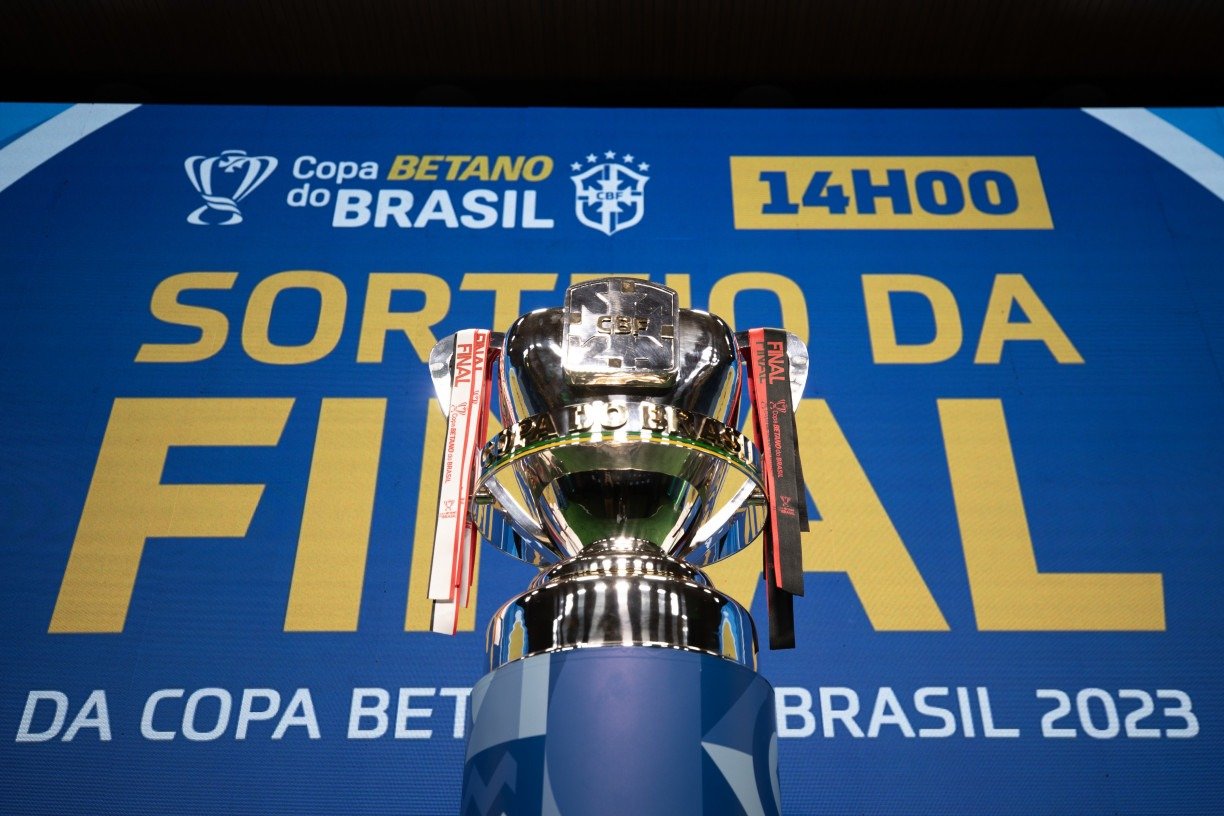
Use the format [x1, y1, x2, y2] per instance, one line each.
[743, 328, 808, 649]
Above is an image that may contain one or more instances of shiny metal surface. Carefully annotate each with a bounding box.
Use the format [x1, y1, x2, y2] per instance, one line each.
[426, 277, 805, 667]
[734, 329, 810, 407]
[472, 398, 767, 566]
[561, 278, 679, 387]
[501, 300, 739, 426]
[428, 331, 504, 412]
[488, 277, 751, 571]
[486, 537, 758, 671]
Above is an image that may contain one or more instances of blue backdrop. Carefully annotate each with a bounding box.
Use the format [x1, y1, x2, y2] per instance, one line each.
[1, 104, 1221, 814]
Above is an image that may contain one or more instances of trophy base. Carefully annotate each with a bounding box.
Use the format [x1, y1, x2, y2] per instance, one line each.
[460, 647, 780, 816]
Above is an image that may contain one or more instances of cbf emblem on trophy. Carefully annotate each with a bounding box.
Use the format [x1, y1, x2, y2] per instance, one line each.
[184, 149, 278, 225]
[571, 151, 649, 235]
[428, 278, 809, 815]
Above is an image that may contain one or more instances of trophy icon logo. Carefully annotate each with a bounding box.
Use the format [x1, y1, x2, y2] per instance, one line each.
[571, 151, 649, 235]
[184, 149, 278, 225]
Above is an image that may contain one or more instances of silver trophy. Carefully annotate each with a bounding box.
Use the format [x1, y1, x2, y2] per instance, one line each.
[429, 276, 807, 671]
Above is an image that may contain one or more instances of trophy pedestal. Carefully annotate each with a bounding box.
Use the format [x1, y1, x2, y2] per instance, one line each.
[460, 648, 780, 816]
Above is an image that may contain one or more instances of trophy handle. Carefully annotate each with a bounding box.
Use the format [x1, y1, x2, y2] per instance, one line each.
[476, 478, 549, 549]
[689, 331, 806, 556]
[428, 331, 505, 413]
[686, 477, 763, 554]
[431, 330, 548, 548]
[735, 329, 808, 408]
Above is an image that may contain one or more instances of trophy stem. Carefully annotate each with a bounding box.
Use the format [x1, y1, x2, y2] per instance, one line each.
[485, 537, 758, 672]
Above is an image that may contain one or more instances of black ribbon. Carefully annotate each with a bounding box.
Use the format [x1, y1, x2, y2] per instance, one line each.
[746, 328, 809, 649]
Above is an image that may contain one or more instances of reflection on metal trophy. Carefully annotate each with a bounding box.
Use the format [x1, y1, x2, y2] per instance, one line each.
[427, 277, 808, 816]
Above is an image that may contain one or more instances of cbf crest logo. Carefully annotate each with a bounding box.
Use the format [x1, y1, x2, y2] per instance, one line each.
[184, 149, 278, 225]
[570, 151, 650, 236]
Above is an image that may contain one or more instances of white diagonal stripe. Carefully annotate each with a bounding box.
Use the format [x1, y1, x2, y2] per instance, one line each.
[517, 652, 550, 739]
[1083, 107, 1224, 203]
[0, 104, 140, 195]
[702, 741, 767, 816]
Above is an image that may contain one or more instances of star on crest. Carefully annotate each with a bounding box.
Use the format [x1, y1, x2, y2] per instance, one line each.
[572, 151, 650, 174]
